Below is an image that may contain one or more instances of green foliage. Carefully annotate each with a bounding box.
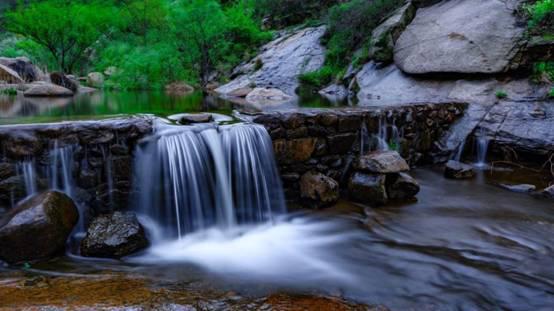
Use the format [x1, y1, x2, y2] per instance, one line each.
[299, 66, 336, 87]
[525, 0, 554, 29]
[388, 141, 399, 152]
[0, 88, 17, 96]
[324, 0, 404, 69]
[495, 90, 508, 99]
[254, 0, 338, 28]
[5, 0, 121, 73]
[533, 61, 554, 81]
[549, 87, 554, 98]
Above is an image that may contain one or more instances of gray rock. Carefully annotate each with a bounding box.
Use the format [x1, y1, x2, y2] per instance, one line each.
[177, 113, 213, 124]
[444, 160, 475, 179]
[348, 173, 388, 206]
[0, 63, 24, 84]
[245, 87, 293, 106]
[299, 171, 340, 208]
[499, 184, 537, 193]
[165, 81, 194, 96]
[80, 212, 149, 258]
[369, 2, 416, 64]
[0, 57, 44, 82]
[354, 151, 410, 174]
[0, 191, 78, 264]
[50, 72, 79, 93]
[539, 185, 554, 199]
[216, 26, 326, 99]
[87, 72, 104, 88]
[394, 0, 526, 74]
[23, 82, 73, 97]
[387, 172, 420, 200]
[319, 84, 348, 102]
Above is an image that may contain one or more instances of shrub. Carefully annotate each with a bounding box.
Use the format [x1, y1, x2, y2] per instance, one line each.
[254, 0, 339, 28]
[1, 88, 17, 96]
[549, 87, 554, 98]
[299, 66, 336, 87]
[526, 0, 554, 29]
[495, 90, 508, 99]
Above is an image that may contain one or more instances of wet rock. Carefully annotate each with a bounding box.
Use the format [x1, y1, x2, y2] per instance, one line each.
[394, 0, 526, 74]
[216, 26, 326, 98]
[1, 131, 43, 158]
[0, 191, 78, 264]
[300, 171, 340, 208]
[319, 84, 348, 102]
[0, 57, 44, 82]
[444, 160, 475, 179]
[539, 185, 554, 199]
[327, 133, 357, 154]
[165, 81, 194, 96]
[0, 63, 24, 84]
[177, 113, 213, 124]
[0, 163, 15, 180]
[87, 72, 104, 88]
[245, 87, 293, 106]
[80, 211, 149, 258]
[0, 176, 25, 208]
[338, 115, 362, 133]
[273, 138, 317, 163]
[354, 151, 410, 174]
[369, 2, 416, 64]
[499, 184, 537, 193]
[228, 87, 253, 98]
[50, 72, 79, 93]
[386, 172, 420, 200]
[23, 82, 73, 97]
[348, 173, 388, 206]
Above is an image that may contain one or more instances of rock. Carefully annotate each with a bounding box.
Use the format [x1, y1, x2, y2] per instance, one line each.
[499, 184, 536, 193]
[348, 173, 388, 206]
[80, 212, 149, 258]
[300, 171, 340, 208]
[0, 57, 44, 82]
[0, 64, 24, 84]
[103, 66, 117, 77]
[319, 84, 348, 102]
[273, 138, 317, 163]
[228, 87, 253, 98]
[23, 82, 73, 97]
[50, 72, 79, 93]
[354, 151, 410, 174]
[394, 0, 526, 74]
[0, 191, 78, 264]
[368, 2, 416, 64]
[216, 26, 326, 98]
[386, 172, 420, 200]
[165, 81, 194, 96]
[178, 113, 213, 124]
[245, 87, 293, 106]
[87, 72, 104, 88]
[539, 185, 554, 199]
[444, 160, 475, 179]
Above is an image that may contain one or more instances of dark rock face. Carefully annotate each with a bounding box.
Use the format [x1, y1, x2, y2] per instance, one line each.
[348, 173, 388, 206]
[0, 191, 78, 264]
[444, 160, 475, 179]
[50, 72, 79, 93]
[386, 173, 420, 200]
[80, 212, 149, 258]
[354, 151, 410, 174]
[0, 57, 43, 82]
[299, 171, 339, 208]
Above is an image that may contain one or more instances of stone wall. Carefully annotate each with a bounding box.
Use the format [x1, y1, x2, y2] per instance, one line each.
[0, 117, 153, 214]
[249, 103, 467, 200]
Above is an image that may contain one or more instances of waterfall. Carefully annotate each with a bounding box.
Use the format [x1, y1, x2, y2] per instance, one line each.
[452, 139, 466, 162]
[16, 160, 37, 198]
[133, 122, 286, 239]
[475, 128, 490, 168]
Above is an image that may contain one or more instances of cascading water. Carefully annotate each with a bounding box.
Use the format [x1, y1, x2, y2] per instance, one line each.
[133, 122, 286, 239]
[474, 127, 490, 168]
[16, 160, 37, 198]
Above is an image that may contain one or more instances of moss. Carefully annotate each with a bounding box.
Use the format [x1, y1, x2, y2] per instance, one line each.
[495, 90, 508, 99]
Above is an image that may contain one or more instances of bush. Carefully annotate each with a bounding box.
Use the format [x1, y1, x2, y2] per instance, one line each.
[526, 0, 554, 29]
[495, 90, 508, 99]
[1, 88, 17, 96]
[254, 0, 339, 28]
[299, 66, 336, 87]
[549, 87, 554, 98]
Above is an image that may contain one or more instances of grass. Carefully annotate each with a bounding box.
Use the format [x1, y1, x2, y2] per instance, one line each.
[0, 87, 17, 96]
[298, 66, 336, 88]
[495, 90, 508, 99]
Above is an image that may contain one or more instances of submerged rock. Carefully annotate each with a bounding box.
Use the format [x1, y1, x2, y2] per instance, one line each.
[0, 191, 78, 264]
[499, 183, 537, 193]
[319, 84, 348, 103]
[354, 151, 410, 174]
[177, 113, 213, 125]
[444, 160, 475, 179]
[165, 81, 194, 96]
[386, 172, 420, 200]
[300, 171, 340, 208]
[348, 173, 388, 206]
[23, 82, 73, 97]
[80, 212, 149, 258]
[394, 0, 526, 74]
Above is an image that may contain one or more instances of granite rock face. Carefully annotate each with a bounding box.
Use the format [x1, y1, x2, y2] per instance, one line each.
[394, 0, 526, 74]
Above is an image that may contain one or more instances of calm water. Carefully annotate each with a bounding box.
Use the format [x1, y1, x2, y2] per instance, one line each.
[3, 169, 553, 310]
[0, 90, 344, 125]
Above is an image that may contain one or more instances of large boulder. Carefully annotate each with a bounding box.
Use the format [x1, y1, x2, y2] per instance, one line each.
[87, 72, 104, 88]
[216, 26, 326, 99]
[0, 57, 44, 82]
[444, 160, 475, 179]
[23, 82, 73, 97]
[394, 0, 526, 74]
[300, 171, 340, 208]
[165, 81, 194, 96]
[0, 191, 78, 264]
[245, 87, 293, 106]
[348, 173, 388, 206]
[50, 72, 79, 93]
[386, 172, 420, 200]
[0, 64, 24, 84]
[354, 151, 410, 174]
[368, 2, 416, 64]
[80, 212, 149, 258]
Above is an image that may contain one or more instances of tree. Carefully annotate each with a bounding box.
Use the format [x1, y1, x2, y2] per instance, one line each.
[170, 0, 228, 88]
[121, 0, 168, 46]
[5, 0, 119, 73]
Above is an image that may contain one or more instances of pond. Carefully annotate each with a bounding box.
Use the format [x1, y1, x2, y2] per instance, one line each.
[0, 89, 346, 125]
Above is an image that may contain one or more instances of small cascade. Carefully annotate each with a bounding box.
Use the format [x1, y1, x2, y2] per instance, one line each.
[474, 128, 490, 168]
[48, 142, 76, 197]
[16, 160, 37, 198]
[452, 139, 466, 162]
[133, 122, 286, 239]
